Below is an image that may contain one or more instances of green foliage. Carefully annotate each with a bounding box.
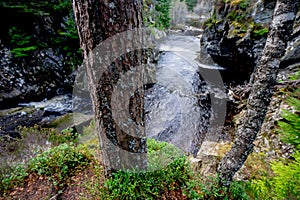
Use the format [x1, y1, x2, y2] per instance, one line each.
[20, 125, 79, 145]
[204, 0, 269, 40]
[99, 139, 191, 199]
[250, 151, 300, 200]
[0, 164, 28, 193]
[252, 27, 269, 38]
[1, 0, 71, 16]
[2, 0, 81, 68]
[28, 143, 92, 187]
[154, 0, 171, 28]
[248, 86, 300, 199]
[277, 88, 300, 149]
[239, 0, 250, 10]
[203, 11, 222, 29]
[0, 126, 81, 194]
[84, 138, 250, 199]
[187, 176, 249, 200]
[8, 27, 39, 57]
[144, 0, 171, 29]
[288, 70, 300, 81]
[81, 164, 105, 199]
[270, 151, 300, 199]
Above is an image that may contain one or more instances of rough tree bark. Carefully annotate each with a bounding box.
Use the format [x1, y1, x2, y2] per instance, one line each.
[217, 0, 299, 185]
[72, 0, 147, 174]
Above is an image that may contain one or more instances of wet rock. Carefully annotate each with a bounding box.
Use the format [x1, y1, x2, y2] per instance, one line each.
[280, 10, 300, 68]
[0, 93, 82, 137]
[41, 112, 93, 135]
[0, 3, 80, 109]
[201, 0, 276, 84]
[0, 108, 44, 138]
[183, 26, 203, 36]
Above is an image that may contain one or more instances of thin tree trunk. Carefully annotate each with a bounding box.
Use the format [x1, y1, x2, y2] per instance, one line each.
[73, 0, 146, 174]
[217, 0, 299, 186]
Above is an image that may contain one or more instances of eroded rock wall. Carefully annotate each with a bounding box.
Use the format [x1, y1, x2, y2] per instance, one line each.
[0, 2, 81, 109]
[200, 0, 276, 84]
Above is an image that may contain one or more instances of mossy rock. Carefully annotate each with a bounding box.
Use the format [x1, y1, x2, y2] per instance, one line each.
[0, 107, 36, 117]
[46, 113, 93, 133]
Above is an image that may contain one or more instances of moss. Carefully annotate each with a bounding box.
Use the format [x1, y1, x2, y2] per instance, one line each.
[226, 10, 238, 20]
[0, 107, 36, 117]
[228, 21, 248, 38]
[205, 0, 271, 42]
[46, 113, 74, 130]
[230, 0, 244, 6]
[243, 152, 273, 180]
[203, 10, 224, 29]
[252, 28, 269, 38]
[78, 120, 100, 154]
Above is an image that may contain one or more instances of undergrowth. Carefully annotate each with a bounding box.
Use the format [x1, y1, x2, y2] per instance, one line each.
[0, 126, 82, 194]
[248, 81, 300, 199]
[84, 138, 249, 200]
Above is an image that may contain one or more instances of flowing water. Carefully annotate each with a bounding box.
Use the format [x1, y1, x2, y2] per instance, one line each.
[145, 34, 213, 156]
[12, 33, 227, 156]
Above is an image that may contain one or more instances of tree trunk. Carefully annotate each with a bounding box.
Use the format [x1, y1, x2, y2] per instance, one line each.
[217, 0, 299, 186]
[72, 0, 147, 174]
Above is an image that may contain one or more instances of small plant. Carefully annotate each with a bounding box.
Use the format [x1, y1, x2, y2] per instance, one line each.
[81, 164, 105, 199]
[96, 139, 192, 199]
[19, 125, 79, 146]
[194, 176, 249, 200]
[9, 27, 39, 58]
[28, 143, 92, 187]
[143, 0, 171, 29]
[0, 164, 28, 194]
[277, 88, 300, 148]
[250, 151, 300, 200]
[249, 86, 300, 199]
[252, 28, 269, 38]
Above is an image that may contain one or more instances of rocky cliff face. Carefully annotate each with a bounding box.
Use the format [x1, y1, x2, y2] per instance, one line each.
[0, 2, 81, 109]
[194, 0, 300, 179]
[200, 0, 277, 84]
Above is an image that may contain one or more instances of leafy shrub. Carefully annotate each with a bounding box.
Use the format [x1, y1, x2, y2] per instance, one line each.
[0, 164, 28, 194]
[0, 126, 89, 194]
[9, 26, 39, 57]
[99, 139, 192, 199]
[184, 175, 249, 200]
[2, 0, 82, 68]
[249, 87, 300, 199]
[143, 0, 171, 29]
[18, 126, 79, 146]
[250, 151, 300, 200]
[28, 143, 92, 187]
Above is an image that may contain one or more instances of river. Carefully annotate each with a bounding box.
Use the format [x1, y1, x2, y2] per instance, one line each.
[2, 33, 228, 157]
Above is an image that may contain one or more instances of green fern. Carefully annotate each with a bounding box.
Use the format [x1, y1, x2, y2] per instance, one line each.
[277, 88, 300, 149]
[249, 84, 300, 199]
